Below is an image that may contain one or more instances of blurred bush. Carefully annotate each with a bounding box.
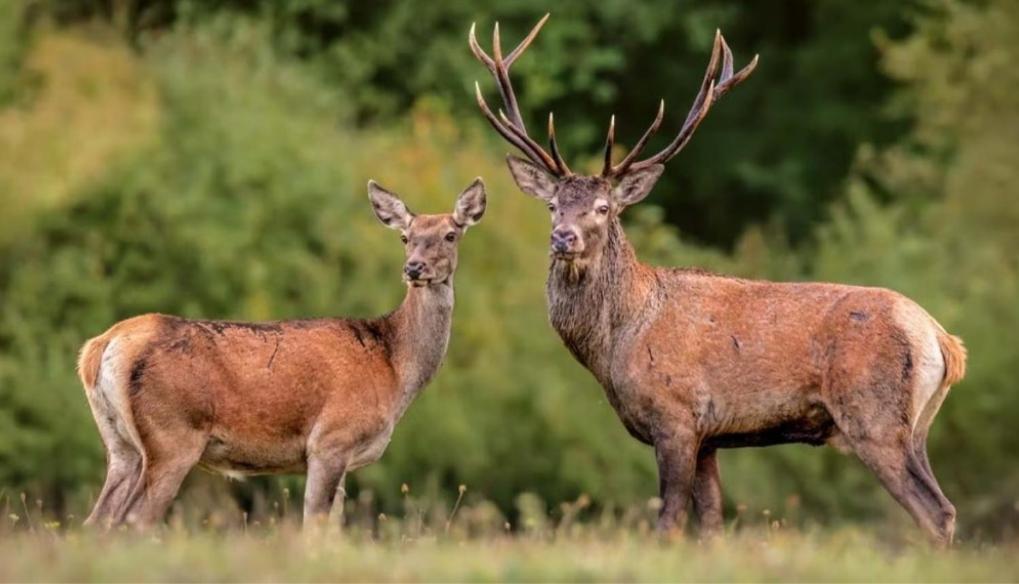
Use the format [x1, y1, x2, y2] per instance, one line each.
[0, 1, 1016, 536]
[38, 0, 916, 247]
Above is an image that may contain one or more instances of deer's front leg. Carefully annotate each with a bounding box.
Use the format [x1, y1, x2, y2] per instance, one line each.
[654, 427, 699, 537]
[692, 447, 723, 537]
[303, 455, 347, 530]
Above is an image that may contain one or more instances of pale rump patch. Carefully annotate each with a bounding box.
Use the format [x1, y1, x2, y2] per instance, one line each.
[893, 299, 946, 431]
[94, 337, 144, 455]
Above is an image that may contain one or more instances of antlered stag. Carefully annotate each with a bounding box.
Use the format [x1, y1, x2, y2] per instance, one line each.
[470, 16, 966, 545]
[77, 179, 486, 528]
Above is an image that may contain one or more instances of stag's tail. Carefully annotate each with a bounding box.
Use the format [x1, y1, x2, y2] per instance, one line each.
[937, 329, 967, 388]
[78, 333, 111, 392]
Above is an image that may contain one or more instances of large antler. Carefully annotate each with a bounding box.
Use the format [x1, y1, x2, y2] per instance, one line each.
[604, 30, 758, 177]
[469, 14, 571, 176]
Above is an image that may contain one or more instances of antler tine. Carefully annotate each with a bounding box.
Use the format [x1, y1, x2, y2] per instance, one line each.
[507, 13, 550, 66]
[548, 112, 572, 176]
[715, 53, 758, 100]
[682, 30, 723, 128]
[720, 35, 734, 83]
[468, 23, 494, 69]
[469, 16, 564, 175]
[498, 109, 560, 171]
[629, 80, 716, 172]
[601, 115, 616, 177]
[608, 99, 665, 177]
[490, 22, 529, 131]
[628, 30, 756, 172]
[474, 82, 555, 171]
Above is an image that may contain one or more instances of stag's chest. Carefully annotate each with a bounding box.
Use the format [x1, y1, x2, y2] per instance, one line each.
[548, 293, 663, 445]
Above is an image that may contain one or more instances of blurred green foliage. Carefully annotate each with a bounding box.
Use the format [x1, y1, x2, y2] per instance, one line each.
[39, 0, 915, 246]
[0, 0, 1016, 537]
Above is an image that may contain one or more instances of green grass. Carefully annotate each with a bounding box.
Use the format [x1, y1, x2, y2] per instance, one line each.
[1, 525, 1016, 582]
[2, 489, 1015, 582]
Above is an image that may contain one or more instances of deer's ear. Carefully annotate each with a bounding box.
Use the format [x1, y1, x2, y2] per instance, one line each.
[453, 177, 486, 229]
[368, 180, 414, 230]
[614, 164, 664, 208]
[506, 155, 556, 201]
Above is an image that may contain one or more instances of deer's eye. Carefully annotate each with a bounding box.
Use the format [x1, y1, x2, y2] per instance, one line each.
[400, 234, 409, 244]
[547, 203, 556, 213]
[444, 232, 456, 242]
[596, 205, 610, 215]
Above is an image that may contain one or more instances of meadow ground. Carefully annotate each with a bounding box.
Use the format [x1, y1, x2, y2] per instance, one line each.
[1, 518, 1017, 582]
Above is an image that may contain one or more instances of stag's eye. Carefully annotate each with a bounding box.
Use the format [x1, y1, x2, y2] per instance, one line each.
[445, 232, 456, 242]
[547, 203, 556, 213]
[596, 205, 610, 215]
[400, 234, 409, 244]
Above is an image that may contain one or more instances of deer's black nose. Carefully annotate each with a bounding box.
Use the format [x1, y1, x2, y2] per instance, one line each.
[404, 261, 426, 279]
[551, 229, 578, 253]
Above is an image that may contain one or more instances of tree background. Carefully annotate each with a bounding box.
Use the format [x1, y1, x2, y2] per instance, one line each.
[0, 0, 1016, 538]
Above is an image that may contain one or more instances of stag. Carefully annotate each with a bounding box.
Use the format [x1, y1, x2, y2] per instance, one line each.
[470, 15, 966, 544]
[77, 179, 486, 528]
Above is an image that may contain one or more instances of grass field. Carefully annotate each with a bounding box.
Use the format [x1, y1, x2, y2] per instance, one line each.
[2, 506, 1017, 582]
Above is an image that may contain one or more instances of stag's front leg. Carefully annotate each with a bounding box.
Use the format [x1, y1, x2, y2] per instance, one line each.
[653, 426, 700, 537]
[692, 448, 723, 537]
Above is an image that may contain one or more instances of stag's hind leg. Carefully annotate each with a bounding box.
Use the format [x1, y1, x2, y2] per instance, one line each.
[846, 432, 955, 546]
[824, 361, 955, 544]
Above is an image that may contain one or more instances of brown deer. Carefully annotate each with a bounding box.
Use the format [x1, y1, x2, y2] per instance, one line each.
[76, 179, 487, 528]
[470, 16, 966, 545]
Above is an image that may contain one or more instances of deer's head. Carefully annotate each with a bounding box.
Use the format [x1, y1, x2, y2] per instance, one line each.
[470, 15, 756, 265]
[368, 179, 486, 287]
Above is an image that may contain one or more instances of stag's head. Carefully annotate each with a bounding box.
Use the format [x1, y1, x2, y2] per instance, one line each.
[470, 15, 757, 264]
[368, 179, 486, 287]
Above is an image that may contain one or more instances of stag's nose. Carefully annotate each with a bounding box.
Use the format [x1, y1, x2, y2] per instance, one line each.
[551, 228, 578, 253]
[404, 260, 426, 279]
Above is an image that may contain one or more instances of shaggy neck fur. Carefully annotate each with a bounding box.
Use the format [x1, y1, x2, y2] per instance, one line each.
[547, 218, 654, 383]
[383, 279, 454, 419]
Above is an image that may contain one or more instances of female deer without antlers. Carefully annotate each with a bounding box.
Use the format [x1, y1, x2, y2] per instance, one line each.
[77, 179, 486, 528]
[471, 16, 966, 545]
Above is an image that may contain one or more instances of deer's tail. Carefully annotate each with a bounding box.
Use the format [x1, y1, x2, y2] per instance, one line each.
[936, 328, 967, 388]
[78, 333, 112, 392]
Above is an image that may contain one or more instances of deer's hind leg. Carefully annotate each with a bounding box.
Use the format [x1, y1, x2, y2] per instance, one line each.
[116, 382, 210, 529]
[118, 430, 206, 529]
[83, 396, 142, 527]
[82, 348, 143, 528]
[823, 331, 955, 546]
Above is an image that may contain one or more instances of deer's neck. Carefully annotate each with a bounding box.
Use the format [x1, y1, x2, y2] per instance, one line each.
[383, 281, 454, 418]
[546, 219, 654, 383]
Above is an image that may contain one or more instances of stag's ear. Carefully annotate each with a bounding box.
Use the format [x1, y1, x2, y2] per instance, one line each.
[368, 180, 414, 230]
[506, 155, 556, 201]
[453, 177, 486, 229]
[614, 164, 665, 208]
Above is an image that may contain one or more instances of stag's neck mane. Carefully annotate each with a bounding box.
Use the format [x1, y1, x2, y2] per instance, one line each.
[381, 281, 454, 418]
[546, 218, 655, 382]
